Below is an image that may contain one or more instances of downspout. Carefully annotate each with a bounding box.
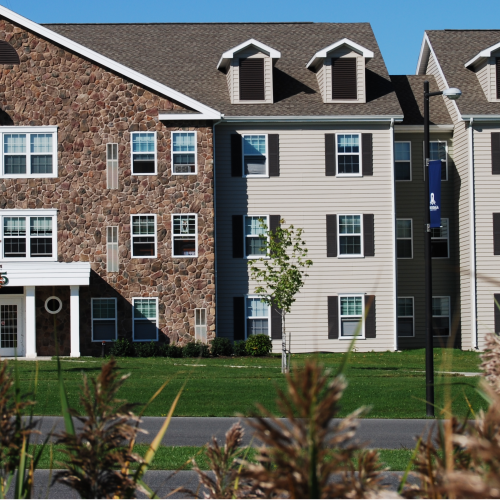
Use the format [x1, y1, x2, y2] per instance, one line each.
[468, 118, 478, 349]
[212, 116, 224, 338]
[390, 118, 398, 351]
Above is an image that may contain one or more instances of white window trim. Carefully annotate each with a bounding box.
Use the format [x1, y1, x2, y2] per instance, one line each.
[244, 215, 270, 259]
[423, 140, 448, 181]
[432, 296, 451, 337]
[0, 126, 58, 179]
[0, 209, 57, 262]
[195, 308, 207, 342]
[130, 214, 157, 259]
[396, 218, 413, 259]
[171, 213, 198, 258]
[91, 297, 118, 342]
[338, 293, 365, 340]
[395, 141, 412, 182]
[131, 131, 157, 176]
[132, 297, 159, 342]
[242, 134, 269, 178]
[171, 131, 197, 176]
[336, 133, 362, 177]
[431, 217, 449, 259]
[245, 294, 271, 339]
[397, 296, 415, 338]
[337, 214, 364, 258]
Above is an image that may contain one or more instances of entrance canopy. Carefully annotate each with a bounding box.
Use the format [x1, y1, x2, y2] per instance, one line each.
[0, 262, 91, 287]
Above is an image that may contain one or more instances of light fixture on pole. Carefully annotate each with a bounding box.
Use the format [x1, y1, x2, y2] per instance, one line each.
[423, 81, 461, 417]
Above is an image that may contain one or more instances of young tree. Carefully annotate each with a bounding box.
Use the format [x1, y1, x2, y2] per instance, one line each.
[248, 219, 313, 373]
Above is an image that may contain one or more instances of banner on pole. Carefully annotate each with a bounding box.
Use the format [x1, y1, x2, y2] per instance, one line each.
[429, 160, 442, 229]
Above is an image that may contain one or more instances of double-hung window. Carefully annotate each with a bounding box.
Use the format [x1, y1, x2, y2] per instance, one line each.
[432, 297, 450, 336]
[338, 215, 362, 256]
[244, 215, 268, 258]
[132, 298, 158, 341]
[425, 140, 448, 181]
[91, 298, 117, 341]
[172, 132, 197, 174]
[1, 127, 57, 178]
[397, 219, 413, 259]
[172, 214, 197, 257]
[106, 143, 118, 189]
[337, 134, 360, 175]
[339, 295, 364, 338]
[0, 210, 57, 261]
[131, 215, 156, 258]
[195, 308, 207, 343]
[246, 296, 270, 337]
[397, 297, 414, 337]
[431, 218, 449, 258]
[395, 142, 411, 181]
[131, 132, 156, 175]
[242, 135, 267, 177]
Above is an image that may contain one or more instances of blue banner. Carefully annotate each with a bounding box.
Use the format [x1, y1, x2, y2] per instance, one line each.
[429, 160, 441, 229]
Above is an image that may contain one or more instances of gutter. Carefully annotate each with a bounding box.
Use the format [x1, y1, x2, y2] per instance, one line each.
[462, 115, 500, 123]
[395, 125, 454, 133]
[221, 115, 404, 124]
[390, 118, 398, 351]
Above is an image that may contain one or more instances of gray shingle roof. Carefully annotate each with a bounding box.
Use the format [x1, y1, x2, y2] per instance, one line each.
[390, 75, 452, 125]
[426, 30, 500, 116]
[43, 22, 402, 118]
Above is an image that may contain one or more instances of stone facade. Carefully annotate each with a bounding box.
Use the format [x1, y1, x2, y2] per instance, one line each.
[0, 18, 215, 356]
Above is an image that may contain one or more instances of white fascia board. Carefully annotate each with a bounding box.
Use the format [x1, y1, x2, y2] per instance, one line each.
[415, 33, 431, 75]
[0, 262, 91, 286]
[159, 112, 221, 121]
[0, 5, 221, 119]
[462, 114, 500, 122]
[217, 38, 281, 70]
[465, 41, 500, 68]
[395, 124, 455, 133]
[306, 38, 374, 69]
[222, 115, 403, 124]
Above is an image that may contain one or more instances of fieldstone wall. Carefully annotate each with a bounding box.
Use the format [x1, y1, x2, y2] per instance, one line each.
[0, 18, 215, 355]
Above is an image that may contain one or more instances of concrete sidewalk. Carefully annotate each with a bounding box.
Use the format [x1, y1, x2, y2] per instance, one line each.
[31, 416, 436, 449]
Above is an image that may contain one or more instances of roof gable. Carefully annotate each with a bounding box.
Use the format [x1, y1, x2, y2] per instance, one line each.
[465, 40, 500, 68]
[306, 38, 374, 70]
[217, 38, 281, 70]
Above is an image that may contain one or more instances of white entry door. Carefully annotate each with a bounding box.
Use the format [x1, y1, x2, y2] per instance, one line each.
[0, 298, 23, 357]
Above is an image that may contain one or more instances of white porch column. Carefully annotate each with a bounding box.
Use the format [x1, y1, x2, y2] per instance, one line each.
[70, 285, 80, 358]
[25, 286, 37, 358]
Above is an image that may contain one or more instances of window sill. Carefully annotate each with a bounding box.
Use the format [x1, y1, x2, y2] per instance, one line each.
[336, 174, 363, 178]
[338, 337, 366, 340]
[395, 179, 412, 182]
[0, 258, 57, 262]
[246, 255, 270, 260]
[172, 172, 197, 176]
[431, 257, 450, 260]
[131, 255, 158, 259]
[243, 175, 269, 179]
[172, 254, 198, 258]
[0, 174, 58, 179]
[397, 257, 413, 260]
[337, 255, 364, 259]
[131, 172, 157, 176]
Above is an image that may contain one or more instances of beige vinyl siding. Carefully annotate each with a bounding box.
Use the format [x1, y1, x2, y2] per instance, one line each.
[226, 66, 234, 104]
[395, 131, 459, 348]
[230, 48, 273, 104]
[216, 124, 395, 353]
[316, 64, 325, 102]
[489, 50, 500, 102]
[472, 125, 500, 350]
[323, 48, 366, 103]
[475, 59, 490, 100]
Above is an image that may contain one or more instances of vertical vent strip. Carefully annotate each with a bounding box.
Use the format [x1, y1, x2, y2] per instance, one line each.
[0, 41, 20, 65]
[332, 58, 357, 100]
[239, 58, 265, 101]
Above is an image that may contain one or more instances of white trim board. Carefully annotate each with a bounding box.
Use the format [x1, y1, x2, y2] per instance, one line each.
[217, 39, 281, 70]
[306, 38, 374, 69]
[0, 5, 220, 120]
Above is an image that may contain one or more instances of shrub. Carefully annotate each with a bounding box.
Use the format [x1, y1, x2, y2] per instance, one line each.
[233, 340, 247, 356]
[183, 341, 210, 358]
[157, 344, 170, 357]
[168, 344, 183, 358]
[133, 342, 157, 358]
[108, 338, 133, 357]
[211, 338, 234, 357]
[245, 334, 272, 357]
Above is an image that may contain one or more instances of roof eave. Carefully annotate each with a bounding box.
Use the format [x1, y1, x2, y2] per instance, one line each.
[221, 115, 403, 124]
[305, 38, 374, 70]
[216, 38, 281, 70]
[462, 114, 500, 122]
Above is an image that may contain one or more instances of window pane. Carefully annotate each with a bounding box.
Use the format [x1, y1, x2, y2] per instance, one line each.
[132, 216, 155, 235]
[134, 322, 157, 340]
[173, 215, 196, 235]
[430, 142, 446, 161]
[397, 317, 413, 337]
[5, 156, 27, 174]
[245, 217, 266, 236]
[337, 134, 359, 153]
[4, 239, 26, 258]
[395, 162, 411, 181]
[432, 297, 449, 316]
[132, 154, 155, 174]
[340, 296, 363, 316]
[93, 320, 117, 341]
[4, 217, 26, 236]
[93, 299, 116, 319]
[338, 155, 360, 174]
[431, 219, 448, 239]
[247, 297, 268, 317]
[30, 134, 52, 153]
[244, 157, 266, 175]
[431, 241, 448, 258]
[397, 240, 412, 258]
[243, 135, 266, 155]
[172, 154, 196, 174]
[30, 217, 52, 236]
[247, 318, 268, 336]
[173, 237, 196, 256]
[132, 133, 155, 153]
[395, 142, 410, 161]
[31, 155, 53, 174]
[30, 238, 52, 257]
[246, 237, 266, 256]
[173, 132, 195, 152]
[4, 134, 26, 153]
[341, 318, 360, 337]
[340, 235, 361, 255]
[134, 299, 157, 319]
[397, 298, 413, 317]
[397, 220, 411, 239]
[132, 237, 155, 256]
[339, 215, 361, 235]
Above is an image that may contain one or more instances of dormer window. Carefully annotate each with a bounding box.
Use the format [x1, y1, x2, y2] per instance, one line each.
[217, 39, 281, 104]
[306, 38, 374, 104]
[465, 42, 500, 102]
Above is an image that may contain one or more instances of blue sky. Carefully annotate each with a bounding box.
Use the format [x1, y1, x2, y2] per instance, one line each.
[4, 0, 499, 75]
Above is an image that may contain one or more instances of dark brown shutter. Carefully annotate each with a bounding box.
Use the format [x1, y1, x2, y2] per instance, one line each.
[232, 215, 244, 258]
[233, 297, 245, 341]
[326, 214, 337, 257]
[271, 305, 282, 340]
[231, 134, 242, 177]
[268, 134, 280, 176]
[331, 57, 357, 100]
[269, 215, 280, 233]
[328, 296, 339, 339]
[239, 58, 265, 100]
[325, 134, 336, 176]
[365, 295, 376, 338]
[363, 214, 375, 257]
[494, 213, 500, 255]
[362, 134, 373, 176]
[0, 41, 20, 65]
[497, 58, 500, 99]
[492, 133, 500, 175]
[495, 294, 500, 333]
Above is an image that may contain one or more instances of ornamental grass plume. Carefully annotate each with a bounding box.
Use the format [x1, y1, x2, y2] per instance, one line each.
[54, 358, 145, 499]
[238, 357, 390, 499]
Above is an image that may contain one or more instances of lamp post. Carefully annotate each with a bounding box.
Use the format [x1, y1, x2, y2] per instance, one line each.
[423, 81, 461, 417]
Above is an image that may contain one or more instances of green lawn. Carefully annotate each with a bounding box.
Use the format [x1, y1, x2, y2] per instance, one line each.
[12, 349, 485, 418]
